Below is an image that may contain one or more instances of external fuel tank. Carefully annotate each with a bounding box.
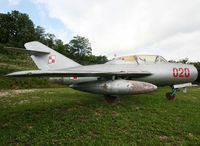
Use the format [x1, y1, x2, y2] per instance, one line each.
[70, 79, 157, 95]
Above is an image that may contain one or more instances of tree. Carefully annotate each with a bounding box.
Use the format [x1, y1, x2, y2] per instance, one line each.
[68, 35, 92, 56]
[44, 33, 55, 48]
[0, 13, 11, 43]
[66, 35, 109, 65]
[0, 10, 35, 47]
[179, 58, 189, 64]
[53, 39, 70, 57]
[35, 26, 45, 41]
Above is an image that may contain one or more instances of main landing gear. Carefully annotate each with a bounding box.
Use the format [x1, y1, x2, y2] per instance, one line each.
[104, 95, 117, 103]
[166, 88, 177, 100]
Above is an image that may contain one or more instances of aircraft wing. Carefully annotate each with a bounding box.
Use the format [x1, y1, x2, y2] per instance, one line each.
[6, 70, 152, 77]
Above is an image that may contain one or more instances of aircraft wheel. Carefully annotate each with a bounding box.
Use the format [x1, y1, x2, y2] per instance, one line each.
[166, 92, 175, 100]
[104, 95, 117, 103]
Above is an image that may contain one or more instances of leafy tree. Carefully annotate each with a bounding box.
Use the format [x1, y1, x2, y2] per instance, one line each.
[68, 35, 92, 56]
[0, 10, 35, 47]
[179, 58, 189, 64]
[0, 13, 11, 43]
[35, 26, 45, 41]
[53, 39, 70, 57]
[44, 33, 55, 48]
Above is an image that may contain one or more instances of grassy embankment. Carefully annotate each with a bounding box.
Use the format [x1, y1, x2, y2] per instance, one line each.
[0, 87, 200, 145]
[0, 51, 63, 89]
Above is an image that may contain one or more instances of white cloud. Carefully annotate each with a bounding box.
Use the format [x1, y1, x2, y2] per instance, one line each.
[8, 0, 21, 5]
[31, 0, 200, 61]
[44, 25, 70, 43]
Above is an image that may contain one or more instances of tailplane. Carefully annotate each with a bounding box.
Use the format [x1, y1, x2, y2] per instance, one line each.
[24, 41, 81, 70]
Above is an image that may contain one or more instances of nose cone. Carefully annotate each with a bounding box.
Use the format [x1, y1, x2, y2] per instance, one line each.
[188, 65, 198, 82]
[143, 83, 157, 91]
[193, 66, 198, 81]
[153, 85, 158, 90]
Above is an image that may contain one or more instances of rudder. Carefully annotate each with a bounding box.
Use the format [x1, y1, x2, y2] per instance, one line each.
[25, 41, 81, 70]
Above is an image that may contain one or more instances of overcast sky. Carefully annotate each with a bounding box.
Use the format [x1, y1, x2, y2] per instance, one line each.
[1, 0, 200, 61]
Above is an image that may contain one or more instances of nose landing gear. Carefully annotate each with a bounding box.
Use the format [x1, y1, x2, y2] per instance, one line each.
[166, 88, 177, 100]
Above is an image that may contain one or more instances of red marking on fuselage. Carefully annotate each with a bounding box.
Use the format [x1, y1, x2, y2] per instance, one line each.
[173, 67, 190, 78]
[69, 77, 78, 80]
[179, 68, 184, 78]
[185, 68, 190, 77]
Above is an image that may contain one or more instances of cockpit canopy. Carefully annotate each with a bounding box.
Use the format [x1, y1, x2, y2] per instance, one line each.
[106, 55, 167, 65]
[119, 55, 167, 63]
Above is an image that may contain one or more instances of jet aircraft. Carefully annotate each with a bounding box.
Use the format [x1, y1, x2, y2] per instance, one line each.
[5, 41, 198, 102]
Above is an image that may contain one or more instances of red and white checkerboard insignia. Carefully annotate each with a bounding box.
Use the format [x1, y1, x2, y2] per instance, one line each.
[48, 55, 56, 64]
[69, 77, 78, 80]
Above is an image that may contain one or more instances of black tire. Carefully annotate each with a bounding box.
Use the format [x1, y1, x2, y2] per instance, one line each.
[104, 95, 117, 103]
[166, 92, 175, 100]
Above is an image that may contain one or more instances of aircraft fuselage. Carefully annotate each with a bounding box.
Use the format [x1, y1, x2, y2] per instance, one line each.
[50, 62, 198, 86]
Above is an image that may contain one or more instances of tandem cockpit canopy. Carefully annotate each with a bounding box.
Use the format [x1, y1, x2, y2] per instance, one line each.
[120, 55, 167, 63]
[106, 55, 167, 65]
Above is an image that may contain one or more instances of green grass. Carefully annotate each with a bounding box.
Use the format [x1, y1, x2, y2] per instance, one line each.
[0, 87, 200, 145]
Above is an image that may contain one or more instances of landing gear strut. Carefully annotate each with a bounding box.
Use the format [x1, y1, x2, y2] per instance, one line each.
[104, 95, 117, 103]
[166, 88, 177, 100]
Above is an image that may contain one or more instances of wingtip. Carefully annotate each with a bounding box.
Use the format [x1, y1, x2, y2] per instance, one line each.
[5, 74, 11, 77]
[5, 72, 21, 77]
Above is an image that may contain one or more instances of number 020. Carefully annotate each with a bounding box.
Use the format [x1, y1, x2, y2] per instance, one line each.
[173, 67, 190, 78]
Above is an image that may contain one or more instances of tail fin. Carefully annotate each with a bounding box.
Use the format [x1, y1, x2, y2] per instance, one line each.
[24, 41, 81, 70]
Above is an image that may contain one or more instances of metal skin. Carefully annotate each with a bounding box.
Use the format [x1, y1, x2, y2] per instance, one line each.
[49, 62, 198, 87]
[70, 80, 157, 95]
[50, 77, 97, 85]
[5, 41, 198, 101]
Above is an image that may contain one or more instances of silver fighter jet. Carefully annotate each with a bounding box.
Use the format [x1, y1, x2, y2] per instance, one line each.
[5, 41, 198, 102]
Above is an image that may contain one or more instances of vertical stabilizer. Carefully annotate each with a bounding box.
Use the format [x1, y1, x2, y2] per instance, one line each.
[25, 41, 81, 70]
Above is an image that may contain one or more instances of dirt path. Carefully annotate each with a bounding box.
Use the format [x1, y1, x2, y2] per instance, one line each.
[0, 89, 39, 97]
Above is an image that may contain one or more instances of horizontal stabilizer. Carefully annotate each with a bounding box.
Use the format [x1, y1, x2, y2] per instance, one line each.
[6, 70, 152, 78]
[4, 47, 50, 55]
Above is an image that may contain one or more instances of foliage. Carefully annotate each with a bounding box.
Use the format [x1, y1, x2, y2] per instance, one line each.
[52, 39, 70, 57]
[53, 36, 108, 65]
[0, 10, 108, 65]
[0, 10, 35, 47]
[68, 35, 92, 56]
